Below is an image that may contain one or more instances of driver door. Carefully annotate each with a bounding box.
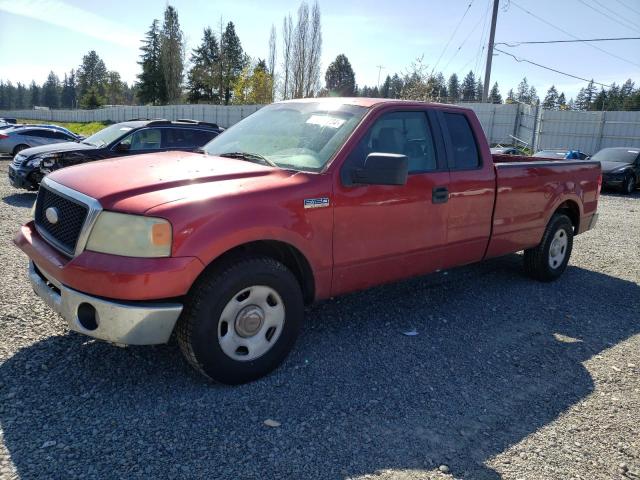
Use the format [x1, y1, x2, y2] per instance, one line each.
[331, 109, 450, 296]
[113, 128, 163, 156]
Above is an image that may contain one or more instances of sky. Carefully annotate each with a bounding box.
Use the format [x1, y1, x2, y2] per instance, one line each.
[0, 0, 638, 101]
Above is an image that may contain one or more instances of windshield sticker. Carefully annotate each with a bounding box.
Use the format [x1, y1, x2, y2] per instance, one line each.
[306, 115, 346, 129]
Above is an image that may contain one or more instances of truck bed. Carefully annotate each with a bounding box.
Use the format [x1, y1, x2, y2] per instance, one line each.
[486, 154, 601, 259]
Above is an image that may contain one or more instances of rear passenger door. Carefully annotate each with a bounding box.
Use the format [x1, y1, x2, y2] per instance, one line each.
[439, 110, 495, 267]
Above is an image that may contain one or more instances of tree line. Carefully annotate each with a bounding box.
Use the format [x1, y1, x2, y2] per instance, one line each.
[0, 1, 639, 112]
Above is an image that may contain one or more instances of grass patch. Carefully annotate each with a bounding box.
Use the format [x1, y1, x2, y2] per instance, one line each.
[17, 119, 110, 137]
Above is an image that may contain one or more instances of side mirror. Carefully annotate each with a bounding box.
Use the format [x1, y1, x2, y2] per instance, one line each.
[115, 142, 130, 152]
[349, 153, 408, 186]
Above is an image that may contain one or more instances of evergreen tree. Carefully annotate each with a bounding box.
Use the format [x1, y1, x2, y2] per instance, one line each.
[516, 77, 530, 104]
[592, 88, 607, 111]
[557, 92, 567, 110]
[447, 73, 460, 102]
[575, 88, 587, 110]
[15, 82, 27, 109]
[621, 79, 636, 110]
[42, 71, 61, 108]
[77, 50, 107, 107]
[61, 70, 77, 109]
[542, 85, 559, 110]
[461, 71, 476, 101]
[489, 82, 502, 103]
[220, 21, 244, 104]
[529, 86, 539, 105]
[187, 27, 221, 103]
[583, 79, 597, 110]
[324, 54, 356, 96]
[137, 19, 165, 105]
[475, 79, 483, 102]
[105, 71, 125, 105]
[29, 81, 40, 107]
[380, 75, 391, 98]
[389, 74, 403, 99]
[160, 6, 185, 103]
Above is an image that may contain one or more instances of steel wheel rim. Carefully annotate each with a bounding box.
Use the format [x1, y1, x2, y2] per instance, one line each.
[548, 228, 568, 269]
[217, 285, 285, 361]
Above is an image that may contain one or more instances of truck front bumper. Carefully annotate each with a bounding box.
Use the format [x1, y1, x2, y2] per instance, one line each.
[30, 262, 183, 345]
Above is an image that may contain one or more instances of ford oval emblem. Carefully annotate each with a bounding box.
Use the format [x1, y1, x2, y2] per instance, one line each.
[45, 207, 59, 225]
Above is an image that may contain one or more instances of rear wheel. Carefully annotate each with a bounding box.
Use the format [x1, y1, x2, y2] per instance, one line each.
[524, 213, 573, 282]
[622, 174, 636, 195]
[12, 144, 29, 156]
[176, 256, 304, 384]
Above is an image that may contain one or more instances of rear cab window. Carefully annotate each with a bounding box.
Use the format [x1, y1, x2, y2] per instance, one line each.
[442, 112, 481, 170]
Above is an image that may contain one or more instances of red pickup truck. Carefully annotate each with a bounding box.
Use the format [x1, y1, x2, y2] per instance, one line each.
[14, 98, 601, 384]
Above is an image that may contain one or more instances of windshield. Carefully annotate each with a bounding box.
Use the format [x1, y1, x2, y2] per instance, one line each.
[83, 124, 134, 147]
[591, 148, 639, 163]
[203, 102, 368, 172]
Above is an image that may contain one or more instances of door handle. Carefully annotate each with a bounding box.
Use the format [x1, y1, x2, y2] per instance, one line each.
[432, 186, 449, 204]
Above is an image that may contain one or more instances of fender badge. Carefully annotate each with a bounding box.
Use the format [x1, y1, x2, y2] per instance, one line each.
[304, 197, 330, 209]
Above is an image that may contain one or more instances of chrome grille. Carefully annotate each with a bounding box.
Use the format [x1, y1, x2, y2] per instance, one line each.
[12, 154, 26, 167]
[34, 185, 89, 256]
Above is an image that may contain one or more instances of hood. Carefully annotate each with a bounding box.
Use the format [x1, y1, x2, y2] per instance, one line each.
[48, 151, 299, 213]
[19, 141, 93, 158]
[600, 160, 632, 173]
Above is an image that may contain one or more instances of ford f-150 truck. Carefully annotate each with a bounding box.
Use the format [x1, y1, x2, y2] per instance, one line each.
[14, 98, 602, 384]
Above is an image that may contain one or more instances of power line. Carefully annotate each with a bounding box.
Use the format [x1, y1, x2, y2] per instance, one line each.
[441, 0, 490, 72]
[509, 0, 640, 68]
[591, 0, 640, 28]
[614, 0, 640, 16]
[577, 0, 640, 34]
[473, 0, 493, 83]
[497, 37, 640, 46]
[431, 1, 475, 74]
[494, 47, 614, 88]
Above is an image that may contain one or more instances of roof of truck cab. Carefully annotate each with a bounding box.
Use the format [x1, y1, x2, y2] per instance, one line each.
[278, 97, 470, 110]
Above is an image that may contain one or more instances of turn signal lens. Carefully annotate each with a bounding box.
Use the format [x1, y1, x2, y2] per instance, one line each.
[151, 222, 171, 246]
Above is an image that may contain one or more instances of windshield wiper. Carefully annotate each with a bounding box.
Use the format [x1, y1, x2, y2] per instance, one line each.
[218, 151, 278, 168]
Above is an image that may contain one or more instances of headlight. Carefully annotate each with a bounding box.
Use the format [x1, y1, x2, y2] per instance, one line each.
[86, 211, 172, 257]
[25, 156, 43, 168]
[25, 153, 59, 168]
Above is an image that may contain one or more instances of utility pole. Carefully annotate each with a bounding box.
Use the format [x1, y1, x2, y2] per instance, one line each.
[482, 0, 499, 102]
[376, 65, 385, 89]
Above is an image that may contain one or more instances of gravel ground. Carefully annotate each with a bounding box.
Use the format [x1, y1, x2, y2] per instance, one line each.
[0, 158, 638, 480]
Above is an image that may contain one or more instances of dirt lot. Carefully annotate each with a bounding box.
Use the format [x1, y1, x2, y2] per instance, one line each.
[0, 158, 638, 480]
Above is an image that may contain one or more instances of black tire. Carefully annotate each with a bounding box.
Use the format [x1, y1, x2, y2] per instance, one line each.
[523, 213, 573, 282]
[12, 144, 29, 156]
[176, 256, 304, 384]
[622, 173, 636, 195]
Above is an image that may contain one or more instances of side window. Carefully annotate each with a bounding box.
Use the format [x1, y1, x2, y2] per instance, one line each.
[121, 128, 162, 151]
[348, 111, 438, 173]
[443, 113, 480, 169]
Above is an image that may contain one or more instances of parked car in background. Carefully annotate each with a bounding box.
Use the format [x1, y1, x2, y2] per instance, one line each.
[8, 119, 222, 190]
[490, 146, 525, 156]
[0, 126, 81, 157]
[14, 98, 601, 384]
[0, 117, 17, 126]
[591, 147, 639, 194]
[532, 149, 590, 160]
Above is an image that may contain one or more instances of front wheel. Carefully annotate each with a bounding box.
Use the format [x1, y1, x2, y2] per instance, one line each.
[177, 256, 304, 384]
[622, 174, 636, 195]
[523, 213, 574, 282]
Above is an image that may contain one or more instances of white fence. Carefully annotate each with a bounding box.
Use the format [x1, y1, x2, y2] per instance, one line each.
[2, 103, 639, 153]
[0, 105, 263, 128]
